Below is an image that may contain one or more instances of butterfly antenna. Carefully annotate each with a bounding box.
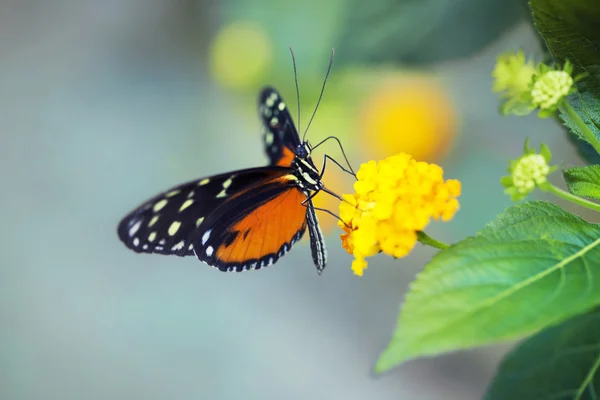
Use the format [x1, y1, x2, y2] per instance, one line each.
[289, 47, 301, 133]
[302, 48, 334, 142]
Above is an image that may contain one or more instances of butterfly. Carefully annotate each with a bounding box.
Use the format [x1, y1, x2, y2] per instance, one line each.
[117, 85, 343, 274]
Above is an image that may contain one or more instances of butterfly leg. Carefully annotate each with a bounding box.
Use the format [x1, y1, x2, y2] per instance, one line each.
[301, 199, 348, 227]
[318, 153, 356, 182]
[312, 136, 357, 179]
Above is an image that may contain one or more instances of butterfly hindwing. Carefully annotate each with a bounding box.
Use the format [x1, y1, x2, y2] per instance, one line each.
[259, 87, 301, 167]
[192, 176, 308, 272]
[117, 167, 292, 257]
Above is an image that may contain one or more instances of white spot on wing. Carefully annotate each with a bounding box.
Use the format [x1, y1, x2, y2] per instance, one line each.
[278, 102, 285, 111]
[202, 230, 211, 245]
[172, 241, 185, 251]
[265, 131, 274, 145]
[128, 220, 142, 237]
[270, 117, 279, 127]
[265, 94, 277, 107]
[133, 237, 140, 247]
[206, 246, 214, 256]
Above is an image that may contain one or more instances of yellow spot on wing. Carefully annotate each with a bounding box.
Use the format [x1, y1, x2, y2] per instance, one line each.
[148, 232, 157, 242]
[149, 215, 159, 227]
[216, 190, 227, 198]
[223, 178, 233, 189]
[166, 190, 181, 197]
[265, 132, 274, 145]
[278, 102, 285, 111]
[199, 178, 210, 186]
[168, 221, 181, 236]
[153, 199, 168, 212]
[196, 217, 205, 227]
[179, 199, 194, 212]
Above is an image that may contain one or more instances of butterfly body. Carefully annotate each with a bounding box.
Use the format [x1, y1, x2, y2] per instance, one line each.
[118, 87, 328, 274]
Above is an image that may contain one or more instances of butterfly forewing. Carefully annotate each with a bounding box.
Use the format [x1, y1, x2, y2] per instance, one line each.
[117, 167, 292, 257]
[259, 87, 301, 167]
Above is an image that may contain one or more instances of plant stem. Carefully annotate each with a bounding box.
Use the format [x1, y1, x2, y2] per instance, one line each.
[560, 102, 600, 155]
[542, 183, 600, 212]
[417, 231, 450, 250]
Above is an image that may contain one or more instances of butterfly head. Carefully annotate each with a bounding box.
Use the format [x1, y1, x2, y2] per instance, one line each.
[295, 142, 311, 159]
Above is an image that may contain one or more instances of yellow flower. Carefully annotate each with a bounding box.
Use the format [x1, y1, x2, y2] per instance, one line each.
[359, 75, 457, 162]
[339, 154, 461, 276]
[210, 21, 272, 91]
[311, 167, 354, 235]
[492, 50, 536, 96]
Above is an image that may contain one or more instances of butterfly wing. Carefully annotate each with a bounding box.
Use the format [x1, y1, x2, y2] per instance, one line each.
[117, 167, 292, 257]
[259, 87, 301, 167]
[192, 176, 309, 272]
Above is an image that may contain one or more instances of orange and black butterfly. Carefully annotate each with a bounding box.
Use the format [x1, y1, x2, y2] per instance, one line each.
[117, 56, 353, 274]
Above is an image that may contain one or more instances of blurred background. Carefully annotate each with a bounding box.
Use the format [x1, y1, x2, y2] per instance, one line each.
[0, 0, 591, 399]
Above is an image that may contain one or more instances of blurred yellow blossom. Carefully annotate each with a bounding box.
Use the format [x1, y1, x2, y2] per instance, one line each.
[210, 21, 272, 90]
[359, 75, 457, 162]
[339, 154, 461, 276]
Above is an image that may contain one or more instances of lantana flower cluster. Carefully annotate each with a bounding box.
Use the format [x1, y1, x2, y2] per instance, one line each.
[492, 51, 579, 118]
[339, 153, 461, 276]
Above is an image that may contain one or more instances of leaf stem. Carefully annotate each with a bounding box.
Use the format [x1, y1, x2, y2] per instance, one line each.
[542, 183, 600, 212]
[417, 231, 450, 250]
[560, 102, 600, 155]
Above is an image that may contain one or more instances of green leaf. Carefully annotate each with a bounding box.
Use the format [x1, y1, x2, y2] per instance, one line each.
[500, 95, 535, 117]
[529, 0, 600, 146]
[540, 142, 552, 163]
[335, 0, 524, 66]
[486, 308, 600, 400]
[566, 132, 600, 165]
[375, 201, 600, 373]
[564, 165, 600, 200]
